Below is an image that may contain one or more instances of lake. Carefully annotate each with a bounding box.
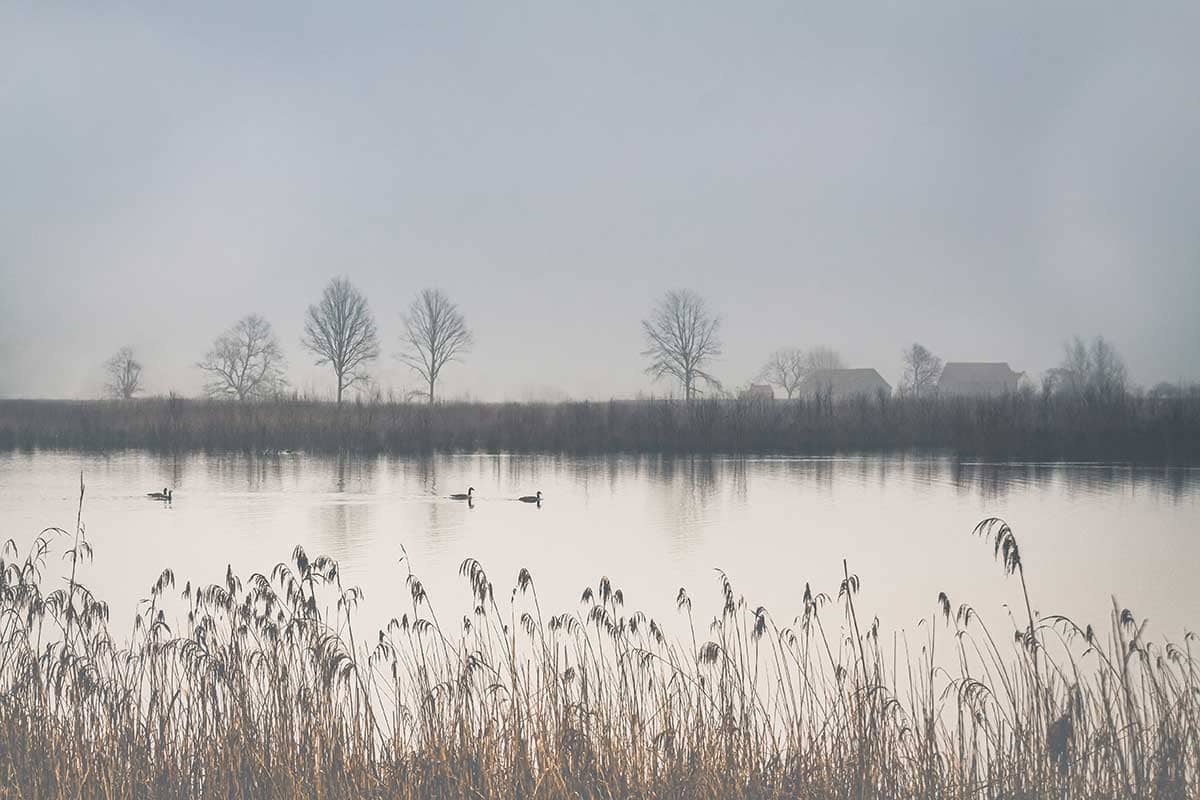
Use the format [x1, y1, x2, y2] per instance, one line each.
[1, 449, 1197, 640]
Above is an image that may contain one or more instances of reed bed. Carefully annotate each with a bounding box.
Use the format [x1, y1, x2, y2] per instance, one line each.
[2, 390, 1199, 460]
[0, 483, 1196, 798]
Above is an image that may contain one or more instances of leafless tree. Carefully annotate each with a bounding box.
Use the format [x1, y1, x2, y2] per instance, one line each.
[1149, 381, 1188, 400]
[301, 277, 380, 405]
[1047, 335, 1126, 402]
[805, 345, 845, 373]
[642, 289, 722, 401]
[901, 342, 943, 397]
[398, 288, 474, 404]
[198, 314, 287, 401]
[1048, 336, 1091, 397]
[104, 346, 143, 399]
[758, 347, 807, 399]
[1089, 336, 1127, 400]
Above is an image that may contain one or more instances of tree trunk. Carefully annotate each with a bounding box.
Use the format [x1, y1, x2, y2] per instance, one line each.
[428, 377, 436, 405]
[336, 375, 344, 406]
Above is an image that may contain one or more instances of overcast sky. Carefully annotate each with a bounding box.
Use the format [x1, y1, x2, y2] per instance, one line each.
[2, 2, 1198, 400]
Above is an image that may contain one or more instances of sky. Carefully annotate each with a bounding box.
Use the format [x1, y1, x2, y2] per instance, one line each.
[2, 2, 1198, 400]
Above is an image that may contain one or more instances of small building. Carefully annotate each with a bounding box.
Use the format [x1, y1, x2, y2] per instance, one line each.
[797, 368, 891, 401]
[938, 362, 1023, 397]
[740, 383, 775, 401]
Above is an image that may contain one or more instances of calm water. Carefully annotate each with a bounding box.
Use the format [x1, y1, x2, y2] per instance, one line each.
[1, 450, 1197, 640]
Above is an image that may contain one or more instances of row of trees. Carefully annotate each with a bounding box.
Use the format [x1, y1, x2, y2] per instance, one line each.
[104, 278, 473, 405]
[639, 289, 932, 401]
[103, 284, 1144, 405]
[639, 289, 842, 401]
[104, 286, 740, 404]
[638, 290, 1138, 404]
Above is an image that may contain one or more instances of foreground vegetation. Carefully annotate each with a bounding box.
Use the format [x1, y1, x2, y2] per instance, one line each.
[0, 484, 1195, 798]
[2, 390, 1199, 461]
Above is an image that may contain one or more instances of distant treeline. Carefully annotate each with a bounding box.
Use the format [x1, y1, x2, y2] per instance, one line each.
[2, 390, 1198, 462]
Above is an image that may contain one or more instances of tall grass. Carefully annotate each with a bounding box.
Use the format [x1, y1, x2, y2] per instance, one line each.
[2, 389, 1198, 460]
[0, 480, 1195, 797]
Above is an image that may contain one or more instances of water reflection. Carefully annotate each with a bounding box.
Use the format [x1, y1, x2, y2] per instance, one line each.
[3, 450, 1197, 640]
[315, 496, 373, 563]
[644, 456, 722, 552]
[50, 451, 1198, 506]
[328, 453, 380, 494]
[953, 461, 1200, 503]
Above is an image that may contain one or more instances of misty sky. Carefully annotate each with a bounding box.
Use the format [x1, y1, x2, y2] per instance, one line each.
[2, 3, 1198, 401]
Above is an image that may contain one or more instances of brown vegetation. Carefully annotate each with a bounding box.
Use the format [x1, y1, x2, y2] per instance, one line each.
[0, 482, 1196, 797]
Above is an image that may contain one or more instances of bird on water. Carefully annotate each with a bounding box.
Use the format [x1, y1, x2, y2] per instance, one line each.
[450, 487, 475, 500]
[147, 487, 172, 501]
[517, 491, 542, 504]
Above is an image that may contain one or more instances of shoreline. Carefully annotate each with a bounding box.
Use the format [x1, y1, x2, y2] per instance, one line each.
[1, 394, 1198, 463]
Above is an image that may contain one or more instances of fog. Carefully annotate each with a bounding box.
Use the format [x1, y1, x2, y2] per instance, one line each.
[2, 2, 1198, 401]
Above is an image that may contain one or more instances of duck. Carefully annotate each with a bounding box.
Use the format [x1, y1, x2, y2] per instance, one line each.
[147, 487, 173, 501]
[517, 491, 542, 504]
[449, 487, 475, 500]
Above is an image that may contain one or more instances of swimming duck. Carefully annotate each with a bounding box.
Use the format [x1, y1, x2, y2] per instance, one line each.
[517, 491, 542, 504]
[147, 487, 173, 501]
[450, 487, 475, 500]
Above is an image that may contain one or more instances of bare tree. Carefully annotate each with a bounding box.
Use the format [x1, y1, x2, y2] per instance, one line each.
[104, 346, 143, 399]
[758, 347, 807, 399]
[805, 345, 845, 373]
[1089, 336, 1127, 401]
[198, 314, 287, 401]
[1048, 336, 1091, 396]
[901, 342, 943, 397]
[642, 289, 722, 401]
[398, 288, 474, 404]
[759, 345, 845, 397]
[1149, 381, 1184, 400]
[1047, 335, 1127, 402]
[301, 277, 380, 405]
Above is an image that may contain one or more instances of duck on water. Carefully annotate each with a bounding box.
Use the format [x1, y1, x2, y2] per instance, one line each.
[518, 491, 542, 504]
[450, 487, 474, 500]
[147, 487, 173, 501]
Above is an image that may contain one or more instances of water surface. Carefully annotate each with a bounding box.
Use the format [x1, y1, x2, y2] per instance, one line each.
[1, 450, 1196, 639]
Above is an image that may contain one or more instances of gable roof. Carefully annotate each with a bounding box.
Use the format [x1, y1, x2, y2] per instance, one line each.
[798, 368, 891, 394]
[742, 383, 775, 398]
[939, 362, 1022, 386]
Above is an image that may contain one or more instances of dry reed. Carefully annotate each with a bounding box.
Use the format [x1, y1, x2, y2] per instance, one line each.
[1, 389, 1198, 461]
[0, 478, 1195, 798]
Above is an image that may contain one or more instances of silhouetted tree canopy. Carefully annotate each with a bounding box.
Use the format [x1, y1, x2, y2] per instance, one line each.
[301, 277, 380, 405]
[104, 347, 143, 400]
[398, 288, 473, 404]
[901, 342, 942, 397]
[758, 348, 807, 399]
[1047, 335, 1127, 403]
[642, 289, 722, 401]
[198, 314, 286, 401]
[805, 346, 845, 373]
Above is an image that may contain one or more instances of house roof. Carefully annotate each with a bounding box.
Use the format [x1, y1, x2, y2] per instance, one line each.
[798, 368, 891, 393]
[742, 383, 775, 397]
[939, 362, 1022, 385]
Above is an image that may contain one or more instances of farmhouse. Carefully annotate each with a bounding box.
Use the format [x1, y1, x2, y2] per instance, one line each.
[797, 368, 891, 401]
[740, 383, 776, 401]
[938, 362, 1023, 397]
